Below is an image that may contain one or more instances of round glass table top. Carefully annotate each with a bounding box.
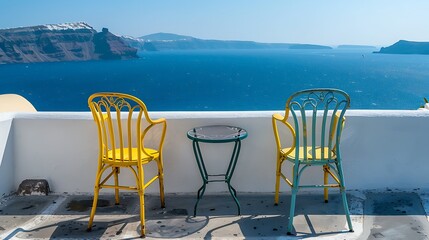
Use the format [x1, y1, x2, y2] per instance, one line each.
[187, 125, 248, 143]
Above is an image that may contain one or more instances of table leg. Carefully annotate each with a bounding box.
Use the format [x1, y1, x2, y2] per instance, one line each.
[225, 140, 242, 215]
[193, 140, 208, 217]
[192, 139, 243, 216]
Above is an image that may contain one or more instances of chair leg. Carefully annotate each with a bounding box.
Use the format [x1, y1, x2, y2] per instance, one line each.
[137, 166, 146, 238]
[138, 188, 146, 238]
[114, 167, 120, 205]
[323, 165, 329, 203]
[287, 164, 299, 235]
[87, 172, 102, 231]
[287, 187, 298, 235]
[340, 189, 354, 232]
[156, 157, 165, 208]
[274, 155, 282, 205]
[336, 162, 354, 232]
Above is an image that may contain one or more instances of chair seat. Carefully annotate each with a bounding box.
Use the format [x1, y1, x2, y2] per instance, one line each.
[281, 146, 336, 162]
[104, 148, 159, 164]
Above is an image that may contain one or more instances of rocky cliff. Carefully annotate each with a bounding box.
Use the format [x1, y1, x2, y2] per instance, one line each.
[375, 40, 429, 55]
[0, 22, 138, 64]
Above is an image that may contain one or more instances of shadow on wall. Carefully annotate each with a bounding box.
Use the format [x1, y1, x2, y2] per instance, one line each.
[0, 94, 36, 196]
[0, 116, 14, 196]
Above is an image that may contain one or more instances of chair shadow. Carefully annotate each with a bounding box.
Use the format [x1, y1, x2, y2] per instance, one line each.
[198, 193, 357, 239]
[0, 193, 209, 239]
[3, 191, 427, 239]
[203, 214, 350, 239]
[1, 216, 104, 240]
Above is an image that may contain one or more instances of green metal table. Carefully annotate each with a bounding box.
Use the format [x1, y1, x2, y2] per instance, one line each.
[187, 125, 248, 216]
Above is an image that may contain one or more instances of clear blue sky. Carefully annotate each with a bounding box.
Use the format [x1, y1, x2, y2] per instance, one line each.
[1, 0, 429, 46]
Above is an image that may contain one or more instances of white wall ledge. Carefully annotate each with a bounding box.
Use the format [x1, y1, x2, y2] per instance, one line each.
[12, 109, 429, 120]
[0, 109, 428, 196]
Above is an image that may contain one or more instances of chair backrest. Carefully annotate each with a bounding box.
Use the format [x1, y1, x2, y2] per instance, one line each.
[88, 92, 163, 163]
[284, 89, 350, 161]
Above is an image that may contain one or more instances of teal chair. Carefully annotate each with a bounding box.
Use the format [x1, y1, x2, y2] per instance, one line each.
[272, 88, 353, 235]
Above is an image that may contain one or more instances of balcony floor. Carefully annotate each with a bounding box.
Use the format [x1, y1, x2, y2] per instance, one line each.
[0, 190, 428, 239]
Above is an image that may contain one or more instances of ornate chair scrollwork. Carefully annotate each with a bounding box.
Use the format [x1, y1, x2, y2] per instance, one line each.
[87, 92, 167, 238]
[272, 88, 353, 235]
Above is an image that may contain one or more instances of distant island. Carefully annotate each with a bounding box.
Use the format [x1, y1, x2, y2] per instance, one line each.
[0, 22, 138, 64]
[375, 40, 429, 55]
[337, 45, 377, 49]
[121, 32, 332, 51]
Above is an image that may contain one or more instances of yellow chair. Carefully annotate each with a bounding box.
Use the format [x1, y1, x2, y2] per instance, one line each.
[87, 92, 167, 237]
[272, 88, 353, 235]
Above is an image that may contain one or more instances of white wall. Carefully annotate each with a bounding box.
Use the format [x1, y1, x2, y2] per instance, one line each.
[1, 110, 428, 196]
[0, 114, 15, 196]
[342, 110, 429, 189]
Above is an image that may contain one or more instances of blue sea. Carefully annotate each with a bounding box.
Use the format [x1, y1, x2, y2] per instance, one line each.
[1, 49, 429, 111]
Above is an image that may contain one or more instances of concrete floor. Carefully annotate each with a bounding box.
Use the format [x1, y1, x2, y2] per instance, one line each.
[0, 190, 428, 239]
